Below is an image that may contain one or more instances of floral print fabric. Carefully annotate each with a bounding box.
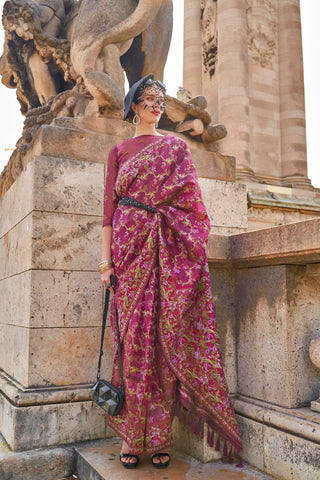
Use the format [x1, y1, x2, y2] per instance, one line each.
[104, 134, 242, 460]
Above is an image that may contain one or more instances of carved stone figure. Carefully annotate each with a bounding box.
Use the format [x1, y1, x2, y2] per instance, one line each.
[1, 0, 75, 111]
[70, 0, 173, 116]
[0, 0, 228, 198]
[246, 0, 276, 68]
[1, 0, 174, 115]
[200, 0, 218, 77]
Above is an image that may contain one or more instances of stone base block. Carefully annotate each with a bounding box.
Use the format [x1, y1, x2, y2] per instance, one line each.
[0, 374, 116, 451]
[311, 400, 320, 413]
[0, 445, 75, 480]
[235, 396, 320, 480]
[199, 179, 247, 234]
[172, 418, 222, 462]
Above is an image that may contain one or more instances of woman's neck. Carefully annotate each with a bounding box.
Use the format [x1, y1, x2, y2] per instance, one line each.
[133, 123, 161, 137]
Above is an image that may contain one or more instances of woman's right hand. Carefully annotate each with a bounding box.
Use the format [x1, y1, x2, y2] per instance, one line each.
[100, 267, 115, 294]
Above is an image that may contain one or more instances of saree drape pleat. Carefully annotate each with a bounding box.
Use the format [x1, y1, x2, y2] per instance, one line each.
[104, 134, 242, 461]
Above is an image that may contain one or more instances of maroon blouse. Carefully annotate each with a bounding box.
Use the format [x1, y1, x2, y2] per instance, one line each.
[103, 135, 167, 226]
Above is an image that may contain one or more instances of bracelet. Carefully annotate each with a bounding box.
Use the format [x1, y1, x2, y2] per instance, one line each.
[98, 259, 113, 273]
[99, 259, 112, 266]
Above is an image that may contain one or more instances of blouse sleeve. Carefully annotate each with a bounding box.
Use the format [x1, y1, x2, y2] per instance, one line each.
[103, 146, 119, 226]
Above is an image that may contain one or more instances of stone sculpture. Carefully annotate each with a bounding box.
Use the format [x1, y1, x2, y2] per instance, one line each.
[0, 0, 227, 198]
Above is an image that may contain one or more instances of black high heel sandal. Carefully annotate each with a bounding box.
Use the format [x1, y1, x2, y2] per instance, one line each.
[151, 453, 171, 468]
[119, 453, 140, 469]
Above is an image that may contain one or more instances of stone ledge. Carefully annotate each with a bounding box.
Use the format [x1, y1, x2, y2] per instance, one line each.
[207, 217, 320, 268]
[234, 396, 320, 444]
[248, 184, 320, 213]
[0, 445, 75, 480]
[0, 371, 91, 407]
[236, 396, 320, 479]
[231, 217, 320, 267]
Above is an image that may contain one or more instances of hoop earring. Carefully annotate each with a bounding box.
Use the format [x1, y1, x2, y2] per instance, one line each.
[133, 113, 140, 126]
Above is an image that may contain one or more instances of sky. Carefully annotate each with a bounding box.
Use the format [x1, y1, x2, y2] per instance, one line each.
[0, 0, 319, 187]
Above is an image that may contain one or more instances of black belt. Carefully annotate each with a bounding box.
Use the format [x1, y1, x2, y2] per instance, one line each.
[119, 196, 157, 213]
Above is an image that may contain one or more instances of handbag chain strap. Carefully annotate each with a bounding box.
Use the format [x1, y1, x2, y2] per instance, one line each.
[96, 279, 125, 395]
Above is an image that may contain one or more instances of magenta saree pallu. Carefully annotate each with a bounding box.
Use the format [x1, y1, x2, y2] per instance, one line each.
[106, 135, 242, 462]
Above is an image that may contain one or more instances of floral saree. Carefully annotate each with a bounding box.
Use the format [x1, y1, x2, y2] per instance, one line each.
[103, 134, 242, 462]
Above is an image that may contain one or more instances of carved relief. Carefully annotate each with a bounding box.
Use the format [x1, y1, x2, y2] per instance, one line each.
[246, 0, 277, 67]
[200, 0, 217, 77]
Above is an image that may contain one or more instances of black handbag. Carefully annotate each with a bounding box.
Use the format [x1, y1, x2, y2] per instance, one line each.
[90, 276, 125, 416]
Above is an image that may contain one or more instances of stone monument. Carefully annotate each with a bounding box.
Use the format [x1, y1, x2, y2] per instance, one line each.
[0, 0, 247, 472]
[1, 1, 320, 479]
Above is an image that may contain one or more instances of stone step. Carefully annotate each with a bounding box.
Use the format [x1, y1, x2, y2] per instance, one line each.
[74, 438, 275, 480]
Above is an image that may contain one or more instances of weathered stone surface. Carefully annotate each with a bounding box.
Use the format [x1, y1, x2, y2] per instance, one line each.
[30, 270, 103, 329]
[0, 154, 104, 238]
[236, 265, 320, 408]
[209, 268, 237, 394]
[199, 179, 247, 234]
[32, 156, 104, 216]
[0, 325, 29, 386]
[247, 184, 320, 231]
[1, 394, 111, 451]
[0, 161, 33, 239]
[190, 147, 235, 182]
[235, 397, 320, 478]
[24, 124, 122, 166]
[1, 211, 102, 279]
[236, 415, 264, 472]
[1, 270, 102, 329]
[0, 271, 31, 327]
[0, 445, 75, 480]
[206, 234, 231, 266]
[27, 325, 114, 387]
[264, 426, 320, 480]
[172, 418, 222, 463]
[231, 217, 320, 267]
[0, 214, 33, 280]
[31, 211, 101, 271]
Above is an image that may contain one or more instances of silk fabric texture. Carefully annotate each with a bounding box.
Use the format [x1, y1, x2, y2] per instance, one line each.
[103, 134, 242, 462]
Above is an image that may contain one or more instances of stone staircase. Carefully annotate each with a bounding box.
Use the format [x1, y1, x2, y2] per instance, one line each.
[1, 435, 276, 480]
[69, 438, 275, 480]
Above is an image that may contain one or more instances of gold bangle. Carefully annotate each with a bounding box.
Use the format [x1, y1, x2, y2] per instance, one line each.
[99, 259, 112, 266]
[98, 260, 113, 273]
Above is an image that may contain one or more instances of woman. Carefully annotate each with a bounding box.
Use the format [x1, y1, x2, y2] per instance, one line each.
[100, 74, 242, 469]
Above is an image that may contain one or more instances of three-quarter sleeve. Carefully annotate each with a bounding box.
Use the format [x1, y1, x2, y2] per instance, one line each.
[103, 146, 119, 226]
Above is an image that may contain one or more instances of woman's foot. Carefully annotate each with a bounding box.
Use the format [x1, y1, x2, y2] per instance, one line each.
[119, 441, 139, 469]
[151, 452, 171, 468]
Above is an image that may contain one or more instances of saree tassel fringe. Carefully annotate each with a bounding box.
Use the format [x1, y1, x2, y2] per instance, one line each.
[175, 399, 243, 467]
[185, 408, 191, 428]
[215, 434, 221, 452]
[177, 403, 184, 424]
[228, 445, 234, 463]
[223, 439, 228, 457]
[207, 427, 215, 448]
[236, 455, 244, 468]
[199, 419, 204, 439]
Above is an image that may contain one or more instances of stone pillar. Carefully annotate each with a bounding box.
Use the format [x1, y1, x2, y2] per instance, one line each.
[278, 0, 311, 189]
[183, 0, 203, 96]
[217, 0, 255, 182]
